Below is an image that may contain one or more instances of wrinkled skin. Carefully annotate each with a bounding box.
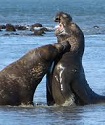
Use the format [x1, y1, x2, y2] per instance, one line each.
[46, 12, 105, 106]
[0, 41, 70, 106]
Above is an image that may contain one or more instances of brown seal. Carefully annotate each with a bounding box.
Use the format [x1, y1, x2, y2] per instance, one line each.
[46, 12, 105, 106]
[0, 41, 70, 106]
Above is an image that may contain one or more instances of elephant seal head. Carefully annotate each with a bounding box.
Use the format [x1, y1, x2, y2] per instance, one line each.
[54, 12, 72, 36]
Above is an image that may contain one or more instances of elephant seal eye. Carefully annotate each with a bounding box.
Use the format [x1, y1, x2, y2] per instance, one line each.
[54, 17, 60, 22]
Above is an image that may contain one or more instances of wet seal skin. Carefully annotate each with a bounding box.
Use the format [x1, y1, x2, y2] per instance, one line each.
[0, 41, 70, 106]
[46, 12, 105, 106]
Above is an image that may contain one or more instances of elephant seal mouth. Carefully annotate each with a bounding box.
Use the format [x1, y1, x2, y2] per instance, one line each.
[55, 23, 65, 34]
[55, 23, 68, 36]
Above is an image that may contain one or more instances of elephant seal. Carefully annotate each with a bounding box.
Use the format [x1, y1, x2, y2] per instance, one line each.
[0, 41, 70, 106]
[46, 12, 105, 106]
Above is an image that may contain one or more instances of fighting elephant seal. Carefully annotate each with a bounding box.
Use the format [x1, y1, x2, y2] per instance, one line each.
[0, 41, 70, 106]
[46, 12, 105, 106]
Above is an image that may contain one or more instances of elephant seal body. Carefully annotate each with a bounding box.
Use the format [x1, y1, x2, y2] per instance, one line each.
[46, 12, 105, 106]
[0, 42, 70, 106]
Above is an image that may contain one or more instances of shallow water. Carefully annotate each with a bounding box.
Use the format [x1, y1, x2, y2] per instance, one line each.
[0, 34, 105, 125]
[0, 104, 105, 125]
[0, 0, 105, 124]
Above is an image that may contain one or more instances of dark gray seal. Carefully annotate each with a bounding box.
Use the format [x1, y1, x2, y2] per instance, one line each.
[0, 42, 70, 106]
[46, 12, 105, 106]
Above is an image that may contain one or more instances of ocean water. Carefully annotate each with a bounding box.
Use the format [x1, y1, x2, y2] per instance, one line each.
[0, 0, 105, 125]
